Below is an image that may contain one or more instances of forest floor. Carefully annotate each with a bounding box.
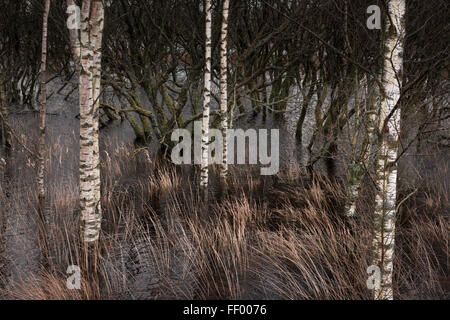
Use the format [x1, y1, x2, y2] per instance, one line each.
[0, 139, 448, 299]
[0, 78, 448, 299]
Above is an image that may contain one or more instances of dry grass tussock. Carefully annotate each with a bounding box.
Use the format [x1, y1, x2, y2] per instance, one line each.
[0, 141, 448, 300]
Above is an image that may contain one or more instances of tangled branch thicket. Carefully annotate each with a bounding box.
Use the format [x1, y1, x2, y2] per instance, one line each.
[0, 0, 448, 300]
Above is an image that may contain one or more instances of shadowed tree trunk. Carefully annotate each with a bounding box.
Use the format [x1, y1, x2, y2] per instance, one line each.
[345, 74, 379, 218]
[372, 0, 406, 300]
[0, 80, 11, 151]
[66, 0, 81, 75]
[37, 0, 51, 266]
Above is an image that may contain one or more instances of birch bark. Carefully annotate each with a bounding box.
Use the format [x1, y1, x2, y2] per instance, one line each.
[69, 0, 104, 244]
[79, 0, 99, 243]
[372, 0, 405, 300]
[38, 0, 51, 213]
[345, 75, 379, 218]
[200, 0, 212, 198]
[89, 0, 104, 239]
[66, 0, 81, 74]
[37, 0, 51, 262]
[219, 0, 230, 180]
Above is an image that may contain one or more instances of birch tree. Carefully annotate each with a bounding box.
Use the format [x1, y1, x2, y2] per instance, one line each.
[78, 0, 103, 244]
[219, 0, 230, 180]
[79, 0, 96, 243]
[200, 0, 212, 199]
[89, 0, 104, 241]
[37, 0, 51, 263]
[345, 75, 379, 218]
[372, 0, 406, 300]
[38, 0, 51, 213]
[66, 0, 81, 75]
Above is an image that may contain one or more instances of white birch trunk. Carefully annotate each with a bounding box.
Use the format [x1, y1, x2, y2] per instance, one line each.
[345, 75, 378, 218]
[90, 0, 104, 239]
[37, 0, 51, 261]
[66, 0, 81, 74]
[79, 0, 100, 243]
[38, 0, 51, 210]
[372, 0, 406, 300]
[200, 0, 212, 198]
[219, 0, 230, 180]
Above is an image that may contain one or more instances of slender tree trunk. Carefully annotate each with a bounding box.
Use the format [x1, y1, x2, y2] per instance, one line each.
[90, 0, 104, 240]
[219, 0, 230, 180]
[37, 0, 51, 265]
[66, 0, 101, 247]
[200, 0, 212, 200]
[66, 0, 81, 74]
[295, 75, 315, 147]
[75, 0, 104, 246]
[0, 82, 2, 144]
[345, 75, 379, 218]
[372, 0, 406, 300]
[79, 0, 99, 245]
[0, 81, 12, 151]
